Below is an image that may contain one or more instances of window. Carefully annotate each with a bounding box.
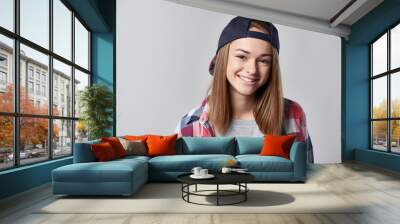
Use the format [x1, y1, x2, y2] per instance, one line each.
[0, 0, 91, 170]
[0, 55, 7, 67]
[371, 23, 400, 154]
[35, 83, 40, 95]
[0, 0, 13, 32]
[75, 18, 89, 70]
[0, 71, 6, 85]
[20, 0, 49, 49]
[35, 70, 40, 81]
[28, 81, 34, 94]
[29, 67, 34, 80]
[53, 0, 72, 60]
[42, 85, 46, 97]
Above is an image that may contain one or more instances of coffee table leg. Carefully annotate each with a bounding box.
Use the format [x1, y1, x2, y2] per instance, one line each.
[187, 184, 190, 202]
[195, 184, 197, 192]
[245, 183, 247, 201]
[217, 184, 219, 206]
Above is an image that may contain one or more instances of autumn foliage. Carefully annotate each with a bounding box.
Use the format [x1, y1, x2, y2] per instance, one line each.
[372, 99, 400, 142]
[0, 84, 59, 150]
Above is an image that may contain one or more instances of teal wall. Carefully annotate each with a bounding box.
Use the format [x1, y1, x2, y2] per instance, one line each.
[0, 0, 115, 200]
[91, 32, 115, 135]
[343, 0, 400, 171]
[0, 158, 72, 199]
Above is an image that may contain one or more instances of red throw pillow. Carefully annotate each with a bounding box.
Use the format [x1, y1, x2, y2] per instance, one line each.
[259, 135, 296, 159]
[91, 142, 117, 161]
[101, 137, 127, 158]
[146, 134, 178, 157]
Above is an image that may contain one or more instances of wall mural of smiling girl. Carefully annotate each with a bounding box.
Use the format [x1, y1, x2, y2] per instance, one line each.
[175, 17, 314, 163]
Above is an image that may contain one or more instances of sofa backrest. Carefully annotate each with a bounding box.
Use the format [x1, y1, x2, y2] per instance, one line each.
[235, 136, 263, 155]
[176, 137, 236, 155]
[74, 136, 266, 162]
[73, 139, 100, 163]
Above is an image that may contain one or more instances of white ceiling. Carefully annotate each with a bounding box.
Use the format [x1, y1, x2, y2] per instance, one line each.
[164, 0, 384, 38]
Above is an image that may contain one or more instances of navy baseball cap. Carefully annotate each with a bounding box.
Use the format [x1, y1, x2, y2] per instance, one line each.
[209, 16, 280, 75]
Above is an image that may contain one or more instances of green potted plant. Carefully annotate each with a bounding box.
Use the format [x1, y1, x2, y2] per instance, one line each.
[79, 84, 113, 140]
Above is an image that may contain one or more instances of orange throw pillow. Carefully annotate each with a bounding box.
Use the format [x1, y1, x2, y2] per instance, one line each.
[146, 134, 178, 157]
[101, 137, 127, 158]
[91, 142, 117, 161]
[259, 135, 296, 159]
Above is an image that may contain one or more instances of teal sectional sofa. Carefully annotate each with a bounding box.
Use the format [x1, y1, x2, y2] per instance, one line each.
[52, 136, 306, 196]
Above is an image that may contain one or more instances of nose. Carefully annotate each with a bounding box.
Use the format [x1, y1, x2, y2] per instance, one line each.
[244, 59, 257, 75]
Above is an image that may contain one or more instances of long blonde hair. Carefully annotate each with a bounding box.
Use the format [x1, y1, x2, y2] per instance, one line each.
[207, 21, 284, 136]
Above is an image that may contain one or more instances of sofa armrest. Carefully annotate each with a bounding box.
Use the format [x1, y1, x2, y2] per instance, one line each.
[73, 140, 100, 163]
[289, 141, 307, 181]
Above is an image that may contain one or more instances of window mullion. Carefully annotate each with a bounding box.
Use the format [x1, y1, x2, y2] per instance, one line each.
[13, 0, 20, 167]
[370, 45, 373, 149]
[71, 10, 76, 155]
[388, 29, 392, 152]
[49, 0, 54, 160]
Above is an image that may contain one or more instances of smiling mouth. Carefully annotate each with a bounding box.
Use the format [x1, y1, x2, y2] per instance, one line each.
[237, 74, 259, 85]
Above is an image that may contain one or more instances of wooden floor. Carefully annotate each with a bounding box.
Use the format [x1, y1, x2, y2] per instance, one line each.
[1, 162, 400, 224]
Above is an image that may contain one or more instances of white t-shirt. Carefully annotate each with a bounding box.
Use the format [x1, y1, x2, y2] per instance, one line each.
[215, 119, 264, 137]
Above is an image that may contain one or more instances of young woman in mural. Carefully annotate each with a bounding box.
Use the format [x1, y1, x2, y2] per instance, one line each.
[176, 16, 314, 163]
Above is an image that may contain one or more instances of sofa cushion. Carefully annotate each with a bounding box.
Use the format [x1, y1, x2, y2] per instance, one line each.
[236, 155, 293, 172]
[148, 154, 235, 172]
[176, 137, 236, 155]
[53, 156, 148, 182]
[235, 137, 263, 155]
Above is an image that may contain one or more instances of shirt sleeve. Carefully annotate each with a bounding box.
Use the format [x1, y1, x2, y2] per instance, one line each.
[286, 100, 314, 163]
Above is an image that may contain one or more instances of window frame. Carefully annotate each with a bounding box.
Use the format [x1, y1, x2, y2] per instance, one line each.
[370, 20, 400, 154]
[0, 0, 92, 171]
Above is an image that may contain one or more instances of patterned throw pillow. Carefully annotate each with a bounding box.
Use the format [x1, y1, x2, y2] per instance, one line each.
[118, 137, 147, 156]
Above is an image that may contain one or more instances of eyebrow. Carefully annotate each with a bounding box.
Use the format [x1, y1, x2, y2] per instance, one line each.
[235, 49, 272, 57]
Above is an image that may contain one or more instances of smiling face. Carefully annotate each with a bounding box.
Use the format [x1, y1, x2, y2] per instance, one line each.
[226, 30, 273, 97]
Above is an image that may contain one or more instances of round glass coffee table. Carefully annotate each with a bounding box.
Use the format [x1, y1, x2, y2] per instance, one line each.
[177, 172, 255, 206]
